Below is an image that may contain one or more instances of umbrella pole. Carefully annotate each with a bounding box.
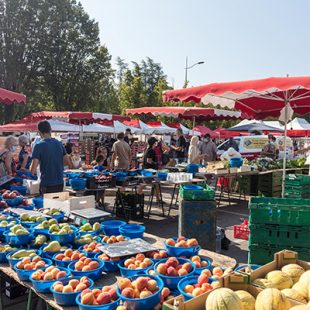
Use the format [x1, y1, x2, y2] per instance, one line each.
[281, 99, 289, 198]
[192, 116, 196, 135]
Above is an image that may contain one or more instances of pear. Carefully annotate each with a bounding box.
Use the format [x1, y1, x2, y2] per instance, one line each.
[48, 218, 57, 225]
[29, 215, 37, 222]
[20, 213, 29, 222]
[36, 216, 44, 223]
[11, 250, 28, 259]
[49, 224, 59, 233]
[0, 221, 8, 227]
[10, 224, 24, 234]
[44, 241, 61, 252]
[93, 222, 100, 231]
[15, 228, 28, 235]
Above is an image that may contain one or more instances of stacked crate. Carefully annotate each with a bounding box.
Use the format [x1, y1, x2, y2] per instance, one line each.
[285, 174, 310, 198]
[258, 171, 282, 197]
[248, 197, 310, 264]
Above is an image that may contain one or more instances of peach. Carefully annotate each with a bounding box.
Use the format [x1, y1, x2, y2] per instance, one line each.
[89, 261, 99, 270]
[79, 253, 85, 258]
[53, 284, 64, 292]
[156, 263, 167, 275]
[92, 289, 102, 298]
[65, 249, 73, 257]
[136, 253, 145, 262]
[178, 268, 188, 276]
[116, 235, 124, 242]
[35, 261, 45, 269]
[75, 261, 84, 271]
[97, 292, 111, 305]
[140, 290, 152, 298]
[201, 260, 208, 267]
[143, 258, 152, 266]
[198, 274, 209, 286]
[43, 272, 53, 281]
[68, 279, 79, 289]
[51, 268, 60, 278]
[177, 236, 186, 242]
[176, 240, 187, 247]
[191, 256, 200, 263]
[211, 281, 221, 289]
[167, 267, 177, 276]
[134, 261, 141, 267]
[121, 287, 134, 298]
[46, 266, 54, 272]
[16, 261, 24, 269]
[149, 270, 157, 276]
[166, 257, 179, 268]
[184, 285, 194, 294]
[223, 268, 233, 275]
[159, 250, 168, 258]
[63, 257, 71, 262]
[71, 253, 80, 261]
[32, 256, 41, 263]
[135, 277, 148, 290]
[101, 286, 111, 293]
[108, 288, 117, 300]
[201, 269, 212, 277]
[118, 278, 132, 290]
[192, 288, 203, 297]
[63, 285, 74, 293]
[56, 271, 67, 279]
[31, 271, 42, 280]
[193, 261, 201, 268]
[147, 279, 158, 292]
[153, 253, 161, 260]
[128, 264, 136, 270]
[124, 259, 134, 268]
[166, 238, 175, 246]
[187, 239, 198, 246]
[161, 287, 171, 298]
[139, 262, 147, 269]
[201, 283, 212, 292]
[22, 257, 31, 264]
[81, 288, 92, 297]
[75, 283, 87, 292]
[54, 253, 64, 260]
[182, 262, 193, 273]
[82, 265, 91, 272]
[213, 267, 223, 276]
[81, 292, 95, 305]
[84, 258, 92, 265]
[80, 256, 87, 262]
[81, 278, 91, 287]
[24, 263, 33, 270]
[132, 288, 139, 298]
[212, 274, 220, 280]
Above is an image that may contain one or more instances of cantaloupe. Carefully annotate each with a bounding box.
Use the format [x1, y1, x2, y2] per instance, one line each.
[281, 264, 305, 283]
[290, 306, 310, 310]
[266, 270, 293, 290]
[252, 278, 275, 288]
[235, 290, 255, 310]
[281, 288, 307, 303]
[292, 282, 308, 300]
[255, 288, 290, 310]
[205, 288, 243, 310]
[299, 271, 310, 288]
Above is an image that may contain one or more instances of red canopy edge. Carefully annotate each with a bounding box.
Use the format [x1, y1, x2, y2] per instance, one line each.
[0, 88, 26, 105]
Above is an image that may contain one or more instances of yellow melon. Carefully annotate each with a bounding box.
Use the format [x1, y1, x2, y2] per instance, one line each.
[205, 288, 243, 310]
[299, 271, 310, 288]
[281, 288, 307, 303]
[252, 278, 275, 288]
[235, 290, 255, 310]
[281, 264, 305, 283]
[290, 306, 310, 310]
[292, 282, 308, 300]
[266, 270, 293, 290]
[255, 288, 290, 310]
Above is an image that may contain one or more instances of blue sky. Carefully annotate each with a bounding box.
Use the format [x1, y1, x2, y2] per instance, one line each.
[79, 0, 310, 89]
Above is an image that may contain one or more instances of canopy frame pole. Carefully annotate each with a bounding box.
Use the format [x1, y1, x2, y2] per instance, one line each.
[192, 116, 196, 135]
[281, 93, 289, 198]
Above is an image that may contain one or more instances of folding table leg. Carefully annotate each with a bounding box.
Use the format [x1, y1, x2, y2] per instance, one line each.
[148, 185, 155, 218]
[26, 290, 33, 310]
[168, 184, 177, 216]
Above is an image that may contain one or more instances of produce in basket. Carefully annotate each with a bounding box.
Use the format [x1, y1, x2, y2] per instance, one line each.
[182, 274, 219, 297]
[156, 257, 193, 276]
[101, 235, 128, 244]
[20, 213, 44, 223]
[205, 288, 243, 310]
[97, 253, 121, 261]
[79, 222, 100, 233]
[1, 190, 21, 199]
[31, 266, 67, 281]
[235, 290, 256, 310]
[189, 255, 209, 269]
[42, 241, 69, 252]
[73, 257, 99, 271]
[0, 220, 18, 227]
[80, 285, 118, 305]
[75, 234, 100, 245]
[35, 218, 58, 230]
[10, 249, 36, 259]
[9, 224, 29, 235]
[42, 208, 62, 216]
[255, 288, 290, 310]
[33, 234, 48, 246]
[123, 253, 153, 270]
[49, 223, 73, 234]
[52, 276, 92, 293]
[55, 249, 85, 261]
[0, 244, 17, 253]
[16, 255, 47, 270]
[165, 236, 198, 248]
[81, 241, 103, 252]
[146, 250, 168, 260]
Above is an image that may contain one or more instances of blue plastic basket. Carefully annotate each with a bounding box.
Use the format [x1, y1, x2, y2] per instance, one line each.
[6, 249, 39, 268]
[154, 258, 196, 289]
[49, 226, 78, 245]
[194, 257, 212, 275]
[230, 158, 243, 168]
[76, 293, 120, 310]
[21, 220, 44, 229]
[53, 253, 80, 268]
[95, 253, 122, 272]
[119, 224, 145, 239]
[50, 277, 94, 306]
[156, 172, 168, 181]
[40, 244, 72, 259]
[14, 258, 53, 281]
[32, 197, 44, 208]
[68, 259, 104, 281]
[101, 220, 126, 236]
[33, 226, 49, 236]
[141, 170, 153, 177]
[50, 212, 65, 222]
[0, 220, 20, 239]
[187, 164, 200, 174]
[234, 264, 261, 273]
[118, 260, 154, 278]
[0, 246, 19, 263]
[78, 244, 103, 258]
[116, 275, 163, 310]
[16, 170, 35, 178]
[178, 275, 218, 300]
[70, 178, 87, 191]
[5, 196, 24, 206]
[30, 266, 70, 293]
[3, 230, 33, 246]
[10, 186, 27, 196]
[164, 238, 200, 258]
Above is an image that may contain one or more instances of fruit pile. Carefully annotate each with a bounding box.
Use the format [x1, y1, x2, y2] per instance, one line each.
[20, 213, 45, 223]
[32, 234, 48, 246]
[82, 241, 103, 253]
[0, 220, 18, 227]
[42, 241, 69, 253]
[1, 190, 22, 199]
[123, 254, 153, 270]
[35, 218, 58, 230]
[181, 273, 221, 297]
[16, 255, 47, 270]
[80, 286, 118, 306]
[8, 249, 37, 259]
[55, 249, 85, 262]
[189, 256, 209, 269]
[156, 257, 193, 277]
[9, 224, 29, 235]
[31, 266, 67, 281]
[200, 267, 233, 280]
[42, 208, 62, 216]
[52, 276, 92, 293]
[79, 222, 100, 233]
[166, 236, 198, 247]
[97, 253, 121, 261]
[101, 235, 127, 244]
[146, 249, 169, 260]
[0, 244, 17, 253]
[49, 223, 74, 235]
[75, 234, 101, 245]
[74, 257, 100, 271]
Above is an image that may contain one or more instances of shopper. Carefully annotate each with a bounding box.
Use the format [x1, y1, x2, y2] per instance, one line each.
[18, 135, 31, 169]
[188, 136, 201, 164]
[199, 133, 218, 163]
[261, 134, 277, 159]
[170, 128, 187, 163]
[94, 147, 110, 170]
[30, 120, 72, 194]
[111, 132, 131, 170]
[0, 136, 18, 176]
[124, 128, 132, 145]
[143, 137, 158, 169]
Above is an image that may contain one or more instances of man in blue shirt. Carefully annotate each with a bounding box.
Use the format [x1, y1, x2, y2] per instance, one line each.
[30, 120, 71, 194]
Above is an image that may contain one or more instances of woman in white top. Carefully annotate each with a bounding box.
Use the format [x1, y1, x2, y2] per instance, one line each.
[188, 136, 201, 164]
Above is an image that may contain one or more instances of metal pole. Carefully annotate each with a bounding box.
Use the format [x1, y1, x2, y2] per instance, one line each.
[192, 116, 196, 135]
[184, 56, 188, 88]
[281, 97, 289, 198]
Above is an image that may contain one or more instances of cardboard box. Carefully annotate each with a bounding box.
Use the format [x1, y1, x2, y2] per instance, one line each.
[43, 192, 95, 216]
[163, 272, 302, 310]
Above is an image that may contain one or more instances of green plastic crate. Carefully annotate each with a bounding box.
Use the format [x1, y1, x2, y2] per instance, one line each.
[248, 243, 310, 264]
[179, 183, 214, 201]
[249, 197, 310, 226]
[249, 224, 310, 247]
[286, 174, 310, 187]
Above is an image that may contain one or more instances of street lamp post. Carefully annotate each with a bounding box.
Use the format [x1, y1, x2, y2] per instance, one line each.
[184, 56, 204, 88]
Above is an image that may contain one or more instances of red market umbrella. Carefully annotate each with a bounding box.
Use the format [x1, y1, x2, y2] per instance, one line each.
[214, 128, 248, 138]
[0, 88, 26, 105]
[163, 76, 310, 196]
[193, 126, 216, 138]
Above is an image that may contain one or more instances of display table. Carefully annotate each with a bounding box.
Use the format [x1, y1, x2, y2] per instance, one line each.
[0, 232, 237, 310]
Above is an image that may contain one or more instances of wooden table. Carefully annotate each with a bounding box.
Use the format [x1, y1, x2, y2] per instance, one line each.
[0, 232, 237, 310]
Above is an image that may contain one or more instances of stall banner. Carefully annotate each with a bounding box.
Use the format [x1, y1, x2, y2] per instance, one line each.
[243, 137, 268, 150]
